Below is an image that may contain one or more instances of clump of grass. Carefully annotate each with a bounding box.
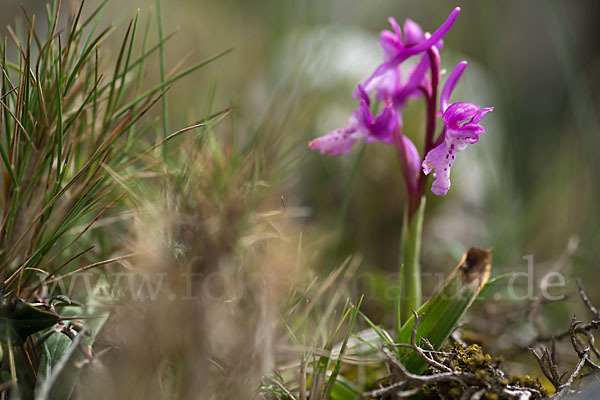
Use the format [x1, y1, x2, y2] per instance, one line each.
[0, 0, 228, 297]
[0, 0, 230, 397]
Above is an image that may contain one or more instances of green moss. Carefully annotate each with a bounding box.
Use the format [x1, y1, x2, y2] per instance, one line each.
[447, 342, 497, 374]
[419, 342, 547, 399]
[510, 374, 546, 393]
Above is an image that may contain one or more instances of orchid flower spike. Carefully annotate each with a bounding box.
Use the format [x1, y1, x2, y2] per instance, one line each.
[309, 8, 494, 200]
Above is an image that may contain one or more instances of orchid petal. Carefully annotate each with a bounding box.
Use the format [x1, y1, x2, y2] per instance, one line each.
[471, 107, 494, 123]
[352, 83, 371, 103]
[308, 128, 357, 156]
[403, 19, 424, 45]
[354, 99, 373, 127]
[443, 102, 481, 128]
[422, 142, 453, 196]
[380, 31, 400, 61]
[441, 61, 467, 112]
[446, 127, 480, 144]
[370, 104, 397, 143]
[392, 7, 460, 63]
[388, 17, 403, 43]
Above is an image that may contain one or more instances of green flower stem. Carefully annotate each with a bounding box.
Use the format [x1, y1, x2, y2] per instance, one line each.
[399, 195, 425, 330]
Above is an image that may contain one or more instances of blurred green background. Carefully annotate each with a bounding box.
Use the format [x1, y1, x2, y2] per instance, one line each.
[2, 0, 599, 339]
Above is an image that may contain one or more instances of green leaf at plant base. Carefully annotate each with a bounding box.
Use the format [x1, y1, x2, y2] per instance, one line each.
[36, 307, 108, 400]
[0, 299, 60, 341]
[0, 300, 61, 399]
[396, 247, 491, 374]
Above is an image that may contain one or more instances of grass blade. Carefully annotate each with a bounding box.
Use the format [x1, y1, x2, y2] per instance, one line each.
[325, 295, 363, 400]
[155, 0, 169, 161]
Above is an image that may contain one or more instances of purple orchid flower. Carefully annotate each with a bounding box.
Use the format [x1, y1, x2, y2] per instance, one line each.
[422, 101, 493, 196]
[421, 61, 493, 196]
[380, 17, 426, 61]
[380, 17, 445, 66]
[362, 8, 460, 90]
[308, 91, 397, 156]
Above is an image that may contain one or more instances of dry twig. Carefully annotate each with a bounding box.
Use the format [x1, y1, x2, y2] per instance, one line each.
[577, 278, 600, 320]
[530, 280, 600, 399]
